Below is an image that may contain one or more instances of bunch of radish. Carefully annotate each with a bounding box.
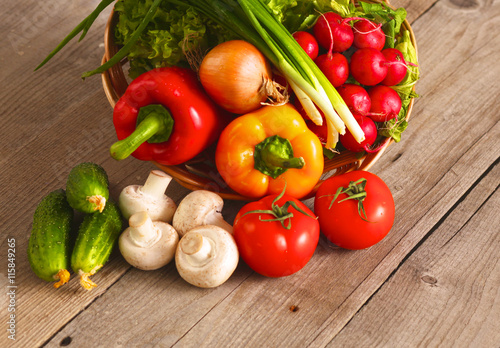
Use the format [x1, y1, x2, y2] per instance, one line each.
[292, 12, 414, 153]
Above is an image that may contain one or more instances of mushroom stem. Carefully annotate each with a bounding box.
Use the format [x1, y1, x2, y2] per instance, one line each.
[140, 170, 173, 200]
[180, 232, 214, 266]
[128, 211, 160, 247]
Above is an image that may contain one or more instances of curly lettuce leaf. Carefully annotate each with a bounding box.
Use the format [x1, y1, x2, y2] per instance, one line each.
[379, 117, 408, 143]
[379, 30, 419, 143]
[262, 0, 321, 32]
[114, 0, 235, 78]
[392, 30, 420, 98]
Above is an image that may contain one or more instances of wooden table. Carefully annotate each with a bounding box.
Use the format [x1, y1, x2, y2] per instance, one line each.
[1, 0, 499, 347]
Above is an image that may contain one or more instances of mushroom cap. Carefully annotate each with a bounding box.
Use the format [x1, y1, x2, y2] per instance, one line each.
[172, 190, 231, 237]
[119, 184, 177, 222]
[175, 225, 239, 288]
[119, 220, 179, 271]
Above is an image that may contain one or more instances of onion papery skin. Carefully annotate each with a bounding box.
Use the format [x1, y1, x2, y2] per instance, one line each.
[199, 40, 273, 115]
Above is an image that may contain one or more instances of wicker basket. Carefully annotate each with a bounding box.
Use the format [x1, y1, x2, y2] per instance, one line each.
[101, 0, 418, 201]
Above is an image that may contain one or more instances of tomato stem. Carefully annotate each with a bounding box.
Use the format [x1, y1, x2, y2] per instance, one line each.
[321, 178, 371, 222]
[240, 184, 314, 230]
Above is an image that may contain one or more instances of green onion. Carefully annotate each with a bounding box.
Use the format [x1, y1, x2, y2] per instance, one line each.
[165, 0, 364, 148]
[34, 0, 115, 71]
[81, 0, 163, 79]
[36, 0, 365, 148]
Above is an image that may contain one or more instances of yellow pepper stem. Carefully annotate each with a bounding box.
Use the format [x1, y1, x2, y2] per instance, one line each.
[254, 135, 305, 179]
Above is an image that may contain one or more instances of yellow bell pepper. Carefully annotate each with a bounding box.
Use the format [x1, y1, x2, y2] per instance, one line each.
[215, 104, 324, 199]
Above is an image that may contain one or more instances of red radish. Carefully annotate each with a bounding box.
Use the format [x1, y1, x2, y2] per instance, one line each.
[353, 19, 386, 50]
[381, 48, 409, 86]
[337, 84, 371, 115]
[313, 12, 353, 53]
[306, 120, 328, 144]
[367, 85, 402, 122]
[292, 31, 319, 60]
[315, 53, 349, 87]
[339, 114, 379, 152]
[350, 47, 388, 86]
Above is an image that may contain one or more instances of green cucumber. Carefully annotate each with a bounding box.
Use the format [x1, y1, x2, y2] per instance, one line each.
[71, 201, 123, 290]
[66, 162, 109, 213]
[28, 189, 73, 288]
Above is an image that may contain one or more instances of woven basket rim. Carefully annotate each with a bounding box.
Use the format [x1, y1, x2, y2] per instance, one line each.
[101, 1, 418, 200]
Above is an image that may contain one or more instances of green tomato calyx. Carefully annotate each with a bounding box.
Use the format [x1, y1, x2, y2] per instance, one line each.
[240, 184, 314, 230]
[322, 178, 370, 222]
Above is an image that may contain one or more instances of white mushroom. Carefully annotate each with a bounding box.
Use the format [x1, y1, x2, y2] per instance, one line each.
[172, 190, 232, 237]
[119, 211, 179, 270]
[175, 225, 239, 288]
[119, 170, 177, 223]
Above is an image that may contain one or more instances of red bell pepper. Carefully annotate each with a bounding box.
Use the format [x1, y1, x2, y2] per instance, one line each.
[110, 67, 229, 165]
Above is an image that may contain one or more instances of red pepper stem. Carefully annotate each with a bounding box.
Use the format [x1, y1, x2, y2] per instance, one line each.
[110, 109, 173, 161]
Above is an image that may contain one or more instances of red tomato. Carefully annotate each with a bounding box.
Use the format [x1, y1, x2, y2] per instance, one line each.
[233, 193, 320, 277]
[314, 171, 395, 250]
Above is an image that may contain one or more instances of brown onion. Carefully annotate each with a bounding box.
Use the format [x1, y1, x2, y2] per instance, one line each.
[199, 40, 277, 114]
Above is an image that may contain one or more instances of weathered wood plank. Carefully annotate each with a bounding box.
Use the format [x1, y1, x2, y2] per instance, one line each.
[0, 2, 197, 347]
[0, 0, 108, 162]
[3, 0, 498, 347]
[329, 161, 500, 348]
[387, 0, 438, 22]
[41, 0, 500, 346]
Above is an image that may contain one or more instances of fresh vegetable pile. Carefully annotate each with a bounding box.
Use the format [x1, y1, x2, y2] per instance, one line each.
[106, 0, 417, 199]
[30, 1, 420, 287]
[28, 163, 395, 288]
[36, 0, 418, 200]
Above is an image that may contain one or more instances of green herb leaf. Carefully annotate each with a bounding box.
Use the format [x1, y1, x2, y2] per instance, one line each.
[323, 147, 337, 160]
[379, 119, 408, 143]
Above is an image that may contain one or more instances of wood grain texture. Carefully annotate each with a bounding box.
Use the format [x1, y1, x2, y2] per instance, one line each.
[330, 162, 500, 348]
[1, 0, 498, 347]
[0, 1, 190, 347]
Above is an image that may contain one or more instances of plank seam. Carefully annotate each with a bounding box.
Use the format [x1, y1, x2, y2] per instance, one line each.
[170, 271, 255, 347]
[40, 266, 133, 347]
[417, 0, 440, 21]
[329, 155, 499, 343]
[441, 181, 499, 250]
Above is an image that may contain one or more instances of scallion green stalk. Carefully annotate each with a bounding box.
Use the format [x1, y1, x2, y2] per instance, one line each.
[167, 0, 365, 148]
[38, 0, 365, 148]
[34, 0, 115, 71]
[81, 0, 164, 78]
[241, 0, 364, 144]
